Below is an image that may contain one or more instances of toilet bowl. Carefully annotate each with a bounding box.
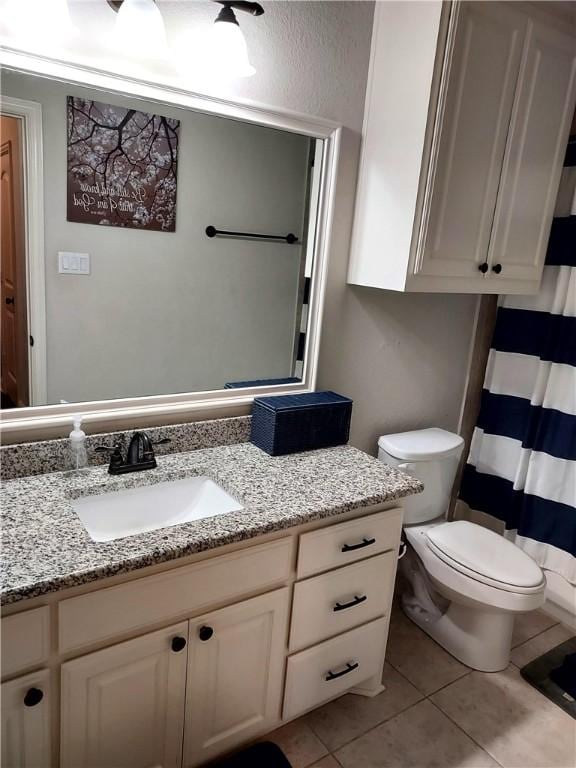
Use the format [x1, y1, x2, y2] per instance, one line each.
[378, 428, 546, 672]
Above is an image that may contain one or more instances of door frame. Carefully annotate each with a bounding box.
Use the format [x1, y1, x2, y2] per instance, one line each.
[0, 95, 47, 406]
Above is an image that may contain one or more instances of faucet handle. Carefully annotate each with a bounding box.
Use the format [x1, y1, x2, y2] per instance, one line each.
[152, 438, 171, 446]
[95, 442, 123, 453]
[95, 443, 124, 469]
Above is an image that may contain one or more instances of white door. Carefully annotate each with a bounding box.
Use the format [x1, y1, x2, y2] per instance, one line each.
[1, 670, 51, 768]
[61, 622, 188, 768]
[487, 18, 576, 283]
[183, 588, 290, 768]
[417, 2, 527, 280]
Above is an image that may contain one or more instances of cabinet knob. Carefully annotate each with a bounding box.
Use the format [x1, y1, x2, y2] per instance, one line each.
[199, 625, 214, 642]
[478, 262, 489, 274]
[492, 263, 502, 274]
[23, 688, 43, 707]
[171, 636, 187, 653]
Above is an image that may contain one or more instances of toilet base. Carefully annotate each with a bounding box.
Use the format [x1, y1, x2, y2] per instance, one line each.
[402, 595, 514, 672]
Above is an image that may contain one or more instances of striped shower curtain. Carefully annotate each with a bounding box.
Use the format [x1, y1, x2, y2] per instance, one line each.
[460, 140, 576, 584]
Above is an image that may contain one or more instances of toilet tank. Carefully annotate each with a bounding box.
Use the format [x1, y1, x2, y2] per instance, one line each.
[378, 428, 465, 524]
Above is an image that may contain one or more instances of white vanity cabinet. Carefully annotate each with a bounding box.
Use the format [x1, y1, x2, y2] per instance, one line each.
[60, 591, 290, 768]
[348, 1, 576, 295]
[1, 670, 52, 768]
[61, 623, 188, 768]
[1, 505, 403, 768]
[183, 589, 290, 767]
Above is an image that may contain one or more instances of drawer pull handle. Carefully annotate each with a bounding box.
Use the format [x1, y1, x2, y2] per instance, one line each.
[333, 595, 367, 612]
[325, 661, 359, 681]
[341, 537, 376, 553]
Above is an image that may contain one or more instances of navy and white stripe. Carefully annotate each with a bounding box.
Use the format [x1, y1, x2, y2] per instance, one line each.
[460, 141, 576, 584]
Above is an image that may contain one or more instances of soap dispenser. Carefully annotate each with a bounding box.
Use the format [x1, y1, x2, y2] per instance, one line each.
[69, 414, 88, 473]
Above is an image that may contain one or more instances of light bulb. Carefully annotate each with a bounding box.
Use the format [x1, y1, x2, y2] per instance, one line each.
[113, 0, 168, 59]
[3, 0, 75, 50]
[211, 17, 256, 78]
[173, 11, 256, 81]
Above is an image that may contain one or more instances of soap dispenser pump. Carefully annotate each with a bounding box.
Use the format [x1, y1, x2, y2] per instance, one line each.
[69, 414, 88, 472]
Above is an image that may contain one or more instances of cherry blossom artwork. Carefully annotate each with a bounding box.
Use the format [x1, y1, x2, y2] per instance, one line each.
[67, 96, 180, 232]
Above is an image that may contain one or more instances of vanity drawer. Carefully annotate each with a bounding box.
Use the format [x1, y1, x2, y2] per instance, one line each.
[289, 552, 395, 652]
[283, 617, 387, 720]
[297, 508, 402, 578]
[1, 607, 51, 678]
[59, 537, 293, 653]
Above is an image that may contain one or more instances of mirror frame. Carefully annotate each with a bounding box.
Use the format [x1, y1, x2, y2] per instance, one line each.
[0, 48, 341, 443]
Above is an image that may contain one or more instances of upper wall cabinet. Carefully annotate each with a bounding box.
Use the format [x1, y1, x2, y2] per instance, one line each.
[348, 1, 576, 294]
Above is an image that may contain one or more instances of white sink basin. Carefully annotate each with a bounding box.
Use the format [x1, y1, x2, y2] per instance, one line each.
[72, 476, 243, 542]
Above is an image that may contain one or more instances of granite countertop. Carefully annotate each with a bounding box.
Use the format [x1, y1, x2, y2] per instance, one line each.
[1, 442, 423, 606]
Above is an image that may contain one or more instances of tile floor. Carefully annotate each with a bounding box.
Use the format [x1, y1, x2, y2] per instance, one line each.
[267, 606, 576, 768]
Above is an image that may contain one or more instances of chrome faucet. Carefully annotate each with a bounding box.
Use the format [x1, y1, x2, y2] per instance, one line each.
[96, 431, 171, 475]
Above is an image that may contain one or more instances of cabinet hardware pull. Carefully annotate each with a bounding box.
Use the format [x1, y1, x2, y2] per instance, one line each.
[492, 263, 502, 274]
[199, 625, 214, 642]
[478, 262, 489, 274]
[171, 636, 187, 652]
[333, 595, 367, 612]
[341, 537, 376, 553]
[5, 296, 14, 305]
[325, 662, 359, 681]
[23, 688, 43, 707]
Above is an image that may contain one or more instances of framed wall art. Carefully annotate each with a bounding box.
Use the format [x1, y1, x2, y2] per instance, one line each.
[67, 96, 180, 232]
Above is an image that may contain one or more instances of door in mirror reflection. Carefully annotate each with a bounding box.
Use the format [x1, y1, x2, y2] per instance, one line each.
[0, 114, 28, 408]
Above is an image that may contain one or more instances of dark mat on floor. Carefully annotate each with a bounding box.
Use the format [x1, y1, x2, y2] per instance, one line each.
[520, 637, 576, 719]
[213, 742, 292, 767]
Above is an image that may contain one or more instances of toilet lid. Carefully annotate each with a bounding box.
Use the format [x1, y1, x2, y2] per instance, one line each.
[378, 428, 464, 460]
[426, 521, 544, 589]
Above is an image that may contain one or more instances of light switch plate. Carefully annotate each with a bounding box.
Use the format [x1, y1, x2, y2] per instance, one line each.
[58, 251, 90, 275]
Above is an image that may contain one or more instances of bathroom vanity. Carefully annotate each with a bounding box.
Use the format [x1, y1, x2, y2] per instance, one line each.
[0, 440, 422, 768]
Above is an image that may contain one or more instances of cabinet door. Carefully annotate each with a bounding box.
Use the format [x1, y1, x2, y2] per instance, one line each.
[183, 588, 289, 768]
[488, 18, 576, 283]
[2, 670, 51, 768]
[416, 2, 526, 281]
[61, 622, 188, 768]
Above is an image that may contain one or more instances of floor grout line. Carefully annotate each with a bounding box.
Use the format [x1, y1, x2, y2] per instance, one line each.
[384, 656, 434, 698]
[511, 619, 561, 650]
[306, 695, 426, 756]
[427, 698, 506, 768]
[386, 651, 470, 699]
[422, 668, 473, 699]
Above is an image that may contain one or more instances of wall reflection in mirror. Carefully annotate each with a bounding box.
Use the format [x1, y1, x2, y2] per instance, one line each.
[0, 69, 322, 409]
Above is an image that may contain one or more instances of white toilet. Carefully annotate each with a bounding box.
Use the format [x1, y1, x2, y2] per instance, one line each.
[378, 427, 546, 672]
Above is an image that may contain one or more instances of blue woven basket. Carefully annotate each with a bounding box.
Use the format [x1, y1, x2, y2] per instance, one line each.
[251, 391, 352, 456]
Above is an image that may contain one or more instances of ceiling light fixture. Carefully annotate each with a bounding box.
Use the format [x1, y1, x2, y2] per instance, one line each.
[108, 0, 263, 79]
[209, 1, 263, 78]
[108, 0, 168, 58]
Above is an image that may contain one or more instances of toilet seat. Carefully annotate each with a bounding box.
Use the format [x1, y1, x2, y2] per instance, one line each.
[404, 521, 545, 614]
[425, 521, 545, 595]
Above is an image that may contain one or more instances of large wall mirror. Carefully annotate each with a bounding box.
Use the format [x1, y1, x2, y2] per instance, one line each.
[0, 55, 339, 438]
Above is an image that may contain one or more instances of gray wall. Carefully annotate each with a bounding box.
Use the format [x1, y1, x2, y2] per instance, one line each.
[0, 1, 479, 452]
[3, 71, 310, 404]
